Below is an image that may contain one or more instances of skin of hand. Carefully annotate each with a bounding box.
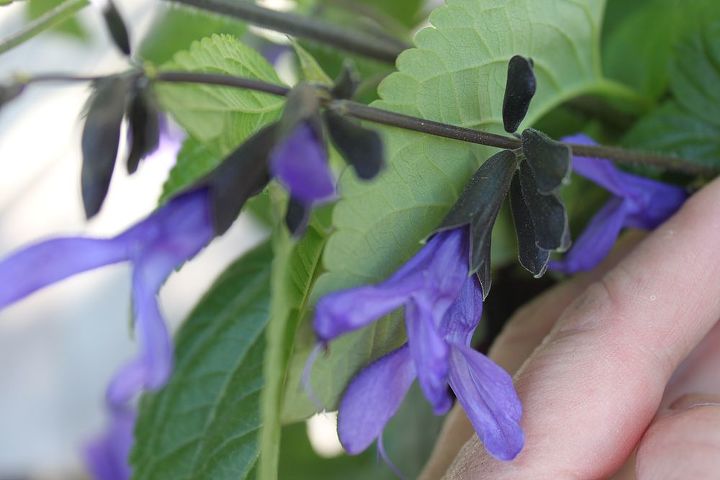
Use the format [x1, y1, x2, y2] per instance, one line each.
[420, 176, 720, 480]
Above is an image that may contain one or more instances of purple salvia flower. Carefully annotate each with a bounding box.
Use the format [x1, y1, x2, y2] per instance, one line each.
[0, 189, 212, 401]
[314, 227, 524, 461]
[549, 134, 687, 274]
[269, 121, 335, 205]
[316, 228, 469, 413]
[84, 407, 135, 480]
[0, 189, 214, 478]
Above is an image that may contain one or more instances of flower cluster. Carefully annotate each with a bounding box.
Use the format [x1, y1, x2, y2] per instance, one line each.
[314, 227, 524, 461]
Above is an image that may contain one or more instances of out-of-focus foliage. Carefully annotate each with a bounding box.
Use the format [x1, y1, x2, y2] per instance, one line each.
[602, 0, 720, 101]
[26, 0, 87, 39]
[624, 22, 720, 168]
[138, 6, 247, 66]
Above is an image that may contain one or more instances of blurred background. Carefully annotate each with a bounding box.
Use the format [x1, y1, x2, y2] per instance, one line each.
[0, 1, 268, 477]
[0, 0, 443, 478]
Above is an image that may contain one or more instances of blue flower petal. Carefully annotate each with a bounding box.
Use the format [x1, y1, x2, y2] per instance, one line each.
[106, 268, 173, 407]
[555, 134, 687, 273]
[314, 282, 420, 342]
[448, 344, 524, 461]
[623, 174, 687, 229]
[563, 134, 629, 197]
[406, 297, 451, 414]
[0, 237, 128, 309]
[549, 197, 628, 274]
[270, 122, 335, 203]
[313, 228, 469, 343]
[84, 407, 135, 480]
[337, 345, 415, 454]
[440, 275, 484, 346]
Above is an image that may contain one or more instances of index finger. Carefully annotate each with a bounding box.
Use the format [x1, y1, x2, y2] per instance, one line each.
[446, 177, 720, 479]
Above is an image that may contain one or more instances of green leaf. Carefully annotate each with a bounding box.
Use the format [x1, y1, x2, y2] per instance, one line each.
[361, 0, 426, 27]
[156, 34, 285, 155]
[259, 205, 330, 479]
[623, 22, 720, 167]
[293, 42, 333, 85]
[0, 0, 88, 55]
[285, 0, 621, 419]
[160, 138, 219, 202]
[131, 241, 273, 480]
[26, 0, 87, 39]
[139, 6, 248, 66]
[602, 0, 720, 100]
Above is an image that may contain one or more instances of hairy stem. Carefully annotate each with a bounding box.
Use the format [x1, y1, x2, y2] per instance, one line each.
[153, 71, 713, 175]
[0, 0, 90, 55]
[164, 0, 408, 64]
[19, 70, 715, 176]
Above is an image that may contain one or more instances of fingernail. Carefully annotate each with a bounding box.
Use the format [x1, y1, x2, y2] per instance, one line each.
[669, 393, 720, 411]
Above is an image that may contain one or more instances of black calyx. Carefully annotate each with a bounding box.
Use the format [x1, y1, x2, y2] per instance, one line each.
[509, 173, 550, 277]
[517, 161, 570, 252]
[195, 124, 278, 235]
[502, 55, 536, 134]
[331, 62, 360, 100]
[323, 110, 384, 180]
[126, 80, 160, 174]
[102, 0, 131, 56]
[278, 83, 323, 140]
[80, 76, 132, 219]
[438, 149, 519, 297]
[285, 197, 310, 235]
[521, 128, 571, 194]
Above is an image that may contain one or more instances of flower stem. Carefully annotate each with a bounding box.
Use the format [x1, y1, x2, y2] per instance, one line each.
[152, 71, 714, 175]
[17, 70, 716, 176]
[164, 0, 408, 64]
[0, 0, 89, 55]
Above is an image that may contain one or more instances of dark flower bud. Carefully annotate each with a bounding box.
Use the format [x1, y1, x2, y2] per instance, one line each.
[509, 173, 550, 277]
[278, 83, 323, 140]
[81, 76, 132, 219]
[323, 110, 384, 180]
[517, 162, 570, 252]
[438, 150, 519, 296]
[102, 0, 131, 56]
[285, 197, 310, 235]
[502, 55, 536, 133]
[195, 124, 277, 235]
[126, 82, 161, 174]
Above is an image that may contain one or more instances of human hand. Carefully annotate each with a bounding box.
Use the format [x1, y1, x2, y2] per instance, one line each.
[421, 177, 720, 479]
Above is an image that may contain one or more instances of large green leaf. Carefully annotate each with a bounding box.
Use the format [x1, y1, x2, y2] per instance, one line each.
[131, 242, 273, 480]
[284, 0, 638, 418]
[156, 34, 285, 156]
[602, 0, 720, 100]
[623, 22, 720, 167]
